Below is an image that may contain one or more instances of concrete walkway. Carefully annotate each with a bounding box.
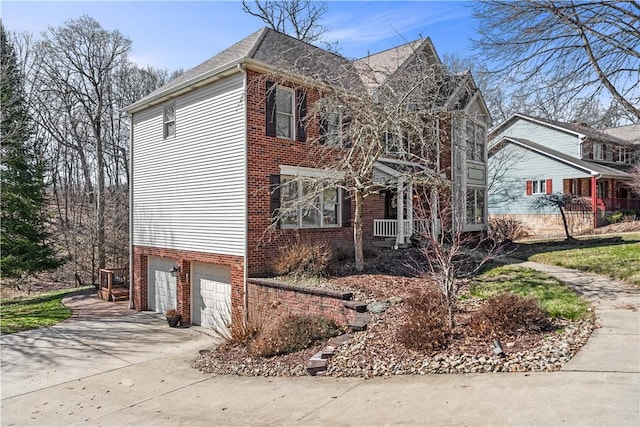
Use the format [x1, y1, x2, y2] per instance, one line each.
[1, 266, 639, 426]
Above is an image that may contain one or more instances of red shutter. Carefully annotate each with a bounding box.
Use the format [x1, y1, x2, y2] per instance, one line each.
[526, 180, 532, 195]
[546, 179, 553, 194]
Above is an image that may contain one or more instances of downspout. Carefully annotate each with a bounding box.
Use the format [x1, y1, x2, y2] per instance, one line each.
[239, 63, 249, 322]
[128, 113, 134, 309]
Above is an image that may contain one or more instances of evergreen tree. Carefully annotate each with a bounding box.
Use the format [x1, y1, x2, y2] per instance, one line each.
[1, 22, 62, 279]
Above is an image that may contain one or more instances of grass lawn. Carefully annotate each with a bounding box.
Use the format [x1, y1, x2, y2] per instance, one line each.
[471, 265, 590, 320]
[518, 233, 640, 286]
[0, 288, 89, 334]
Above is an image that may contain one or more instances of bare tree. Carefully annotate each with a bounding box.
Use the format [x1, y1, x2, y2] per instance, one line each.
[531, 193, 592, 240]
[411, 187, 500, 329]
[242, 0, 337, 50]
[262, 41, 462, 271]
[472, 1, 640, 122]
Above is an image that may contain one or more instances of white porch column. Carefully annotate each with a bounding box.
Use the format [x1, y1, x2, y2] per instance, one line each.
[395, 178, 405, 249]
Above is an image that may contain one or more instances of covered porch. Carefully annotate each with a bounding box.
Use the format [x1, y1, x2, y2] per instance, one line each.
[371, 159, 434, 248]
[564, 177, 640, 212]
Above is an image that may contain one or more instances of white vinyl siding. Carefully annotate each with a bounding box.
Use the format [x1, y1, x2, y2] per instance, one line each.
[132, 72, 246, 256]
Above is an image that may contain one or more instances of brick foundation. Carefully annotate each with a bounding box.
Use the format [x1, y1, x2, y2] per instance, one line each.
[490, 213, 595, 238]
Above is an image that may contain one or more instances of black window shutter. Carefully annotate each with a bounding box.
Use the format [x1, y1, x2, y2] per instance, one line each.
[342, 116, 352, 148]
[319, 116, 328, 145]
[296, 89, 307, 142]
[269, 174, 281, 227]
[341, 190, 352, 227]
[266, 81, 276, 137]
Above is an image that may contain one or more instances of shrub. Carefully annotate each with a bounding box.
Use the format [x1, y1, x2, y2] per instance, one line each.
[274, 240, 332, 277]
[250, 315, 343, 357]
[606, 212, 624, 224]
[209, 302, 262, 346]
[397, 289, 451, 352]
[469, 293, 553, 338]
[488, 217, 530, 243]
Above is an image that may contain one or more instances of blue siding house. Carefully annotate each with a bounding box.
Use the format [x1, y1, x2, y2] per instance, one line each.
[488, 114, 638, 236]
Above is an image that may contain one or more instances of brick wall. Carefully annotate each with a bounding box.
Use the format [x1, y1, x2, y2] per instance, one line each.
[245, 69, 378, 276]
[132, 245, 244, 325]
[247, 278, 354, 327]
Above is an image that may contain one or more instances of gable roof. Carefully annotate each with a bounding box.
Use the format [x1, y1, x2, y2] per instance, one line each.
[126, 27, 357, 113]
[604, 123, 640, 144]
[490, 113, 632, 146]
[495, 136, 631, 179]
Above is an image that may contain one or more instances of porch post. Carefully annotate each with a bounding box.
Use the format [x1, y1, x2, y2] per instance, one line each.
[395, 178, 405, 249]
[591, 176, 597, 228]
[611, 179, 616, 210]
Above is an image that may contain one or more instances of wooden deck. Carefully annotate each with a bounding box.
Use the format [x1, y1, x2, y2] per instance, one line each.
[98, 268, 129, 302]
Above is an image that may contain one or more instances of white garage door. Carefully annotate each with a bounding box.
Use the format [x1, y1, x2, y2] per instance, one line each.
[148, 256, 177, 314]
[192, 262, 231, 329]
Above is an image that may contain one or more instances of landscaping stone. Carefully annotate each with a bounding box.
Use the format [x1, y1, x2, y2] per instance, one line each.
[367, 301, 390, 313]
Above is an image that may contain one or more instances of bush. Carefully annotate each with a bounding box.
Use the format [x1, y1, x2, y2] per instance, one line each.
[209, 302, 262, 346]
[606, 212, 624, 224]
[250, 315, 343, 357]
[488, 217, 530, 243]
[397, 289, 451, 352]
[274, 240, 332, 277]
[469, 293, 553, 338]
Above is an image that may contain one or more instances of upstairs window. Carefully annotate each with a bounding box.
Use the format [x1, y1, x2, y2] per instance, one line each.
[266, 82, 306, 142]
[616, 147, 630, 164]
[163, 104, 176, 139]
[383, 131, 409, 155]
[592, 142, 604, 160]
[465, 120, 485, 162]
[321, 111, 342, 147]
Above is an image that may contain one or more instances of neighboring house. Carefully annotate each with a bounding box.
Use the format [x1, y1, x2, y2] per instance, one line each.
[125, 27, 490, 327]
[488, 113, 638, 237]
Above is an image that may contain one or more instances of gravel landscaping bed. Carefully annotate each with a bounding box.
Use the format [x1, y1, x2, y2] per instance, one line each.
[194, 271, 595, 377]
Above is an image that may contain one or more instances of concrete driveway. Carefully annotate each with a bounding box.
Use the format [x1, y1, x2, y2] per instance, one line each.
[1, 265, 639, 426]
[1, 293, 212, 399]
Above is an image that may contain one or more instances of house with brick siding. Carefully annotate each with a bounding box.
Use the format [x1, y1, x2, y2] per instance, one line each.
[125, 27, 490, 329]
[488, 114, 638, 237]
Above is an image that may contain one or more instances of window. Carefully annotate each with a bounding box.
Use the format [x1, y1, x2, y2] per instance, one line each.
[465, 120, 485, 162]
[616, 147, 629, 164]
[280, 176, 341, 228]
[265, 82, 307, 141]
[275, 88, 294, 139]
[466, 187, 485, 225]
[383, 131, 409, 155]
[322, 111, 342, 147]
[592, 142, 603, 160]
[163, 104, 176, 138]
[526, 179, 552, 195]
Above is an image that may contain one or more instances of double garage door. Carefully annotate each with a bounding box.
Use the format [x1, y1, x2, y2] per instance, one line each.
[147, 257, 231, 328]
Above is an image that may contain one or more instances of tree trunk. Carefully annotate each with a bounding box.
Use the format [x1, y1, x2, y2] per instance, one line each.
[353, 190, 364, 272]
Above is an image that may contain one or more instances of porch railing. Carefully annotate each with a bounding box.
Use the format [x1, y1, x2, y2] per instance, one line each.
[373, 219, 428, 238]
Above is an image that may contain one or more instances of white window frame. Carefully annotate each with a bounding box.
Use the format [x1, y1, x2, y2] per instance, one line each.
[592, 142, 604, 160]
[279, 171, 342, 230]
[324, 110, 342, 147]
[615, 147, 629, 164]
[532, 179, 546, 194]
[465, 186, 486, 226]
[464, 119, 486, 163]
[383, 130, 409, 155]
[275, 86, 295, 140]
[163, 103, 176, 139]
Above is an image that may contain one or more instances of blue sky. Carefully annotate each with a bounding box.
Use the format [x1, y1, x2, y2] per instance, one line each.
[2, 1, 476, 72]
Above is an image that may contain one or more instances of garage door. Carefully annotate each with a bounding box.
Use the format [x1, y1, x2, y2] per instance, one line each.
[192, 262, 231, 329]
[148, 256, 177, 314]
